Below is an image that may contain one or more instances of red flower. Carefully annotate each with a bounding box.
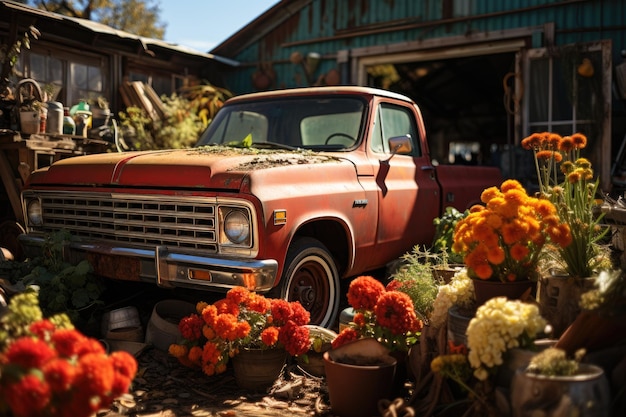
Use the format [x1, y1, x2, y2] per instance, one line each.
[179, 314, 204, 341]
[42, 357, 76, 393]
[261, 326, 280, 347]
[332, 327, 359, 349]
[3, 374, 51, 417]
[51, 329, 86, 358]
[289, 301, 310, 326]
[347, 276, 385, 310]
[374, 291, 421, 335]
[75, 353, 115, 396]
[278, 320, 310, 356]
[226, 286, 251, 305]
[270, 299, 292, 326]
[5, 337, 56, 369]
[29, 319, 56, 339]
[109, 351, 138, 380]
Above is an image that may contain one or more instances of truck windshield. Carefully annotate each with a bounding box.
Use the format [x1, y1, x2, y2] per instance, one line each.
[195, 96, 366, 151]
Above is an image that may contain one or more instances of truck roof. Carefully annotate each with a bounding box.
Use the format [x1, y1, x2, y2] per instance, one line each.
[224, 86, 415, 105]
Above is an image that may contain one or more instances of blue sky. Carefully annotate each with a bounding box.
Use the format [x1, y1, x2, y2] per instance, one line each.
[159, 0, 278, 52]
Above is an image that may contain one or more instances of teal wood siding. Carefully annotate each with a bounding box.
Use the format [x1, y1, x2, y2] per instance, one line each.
[217, 0, 626, 94]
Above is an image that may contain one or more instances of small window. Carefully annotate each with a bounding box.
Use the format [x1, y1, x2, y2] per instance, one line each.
[374, 103, 421, 156]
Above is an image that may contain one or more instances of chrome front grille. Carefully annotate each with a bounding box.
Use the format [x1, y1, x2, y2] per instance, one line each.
[37, 192, 218, 251]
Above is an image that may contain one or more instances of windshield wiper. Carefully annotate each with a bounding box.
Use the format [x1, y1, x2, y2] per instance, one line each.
[251, 142, 299, 151]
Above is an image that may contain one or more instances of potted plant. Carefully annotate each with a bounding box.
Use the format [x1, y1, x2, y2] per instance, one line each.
[0, 289, 138, 417]
[296, 324, 337, 377]
[521, 132, 616, 336]
[168, 287, 311, 391]
[431, 207, 468, 282]
[16, 78, 44, 134]
[511, 347, 611, 416]
[452, 179, 572, 305]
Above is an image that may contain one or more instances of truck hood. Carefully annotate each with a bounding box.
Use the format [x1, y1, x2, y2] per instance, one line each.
[30, 147, 345, 190]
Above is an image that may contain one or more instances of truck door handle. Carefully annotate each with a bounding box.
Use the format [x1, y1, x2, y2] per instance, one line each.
[421, 165, 434, 171]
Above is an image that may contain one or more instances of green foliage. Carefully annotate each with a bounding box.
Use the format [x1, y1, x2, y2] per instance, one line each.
[32, 0, 165, 39]
[2, 231, 105, 327]
[388, 245, 439, 321]
[432, 206, 468, 265]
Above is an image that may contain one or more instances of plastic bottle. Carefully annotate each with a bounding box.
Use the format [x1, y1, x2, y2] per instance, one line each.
[46, 101, 64, 135]
[62, 107, 76, 135]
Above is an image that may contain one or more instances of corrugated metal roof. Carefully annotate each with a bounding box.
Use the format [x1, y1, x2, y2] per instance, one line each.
[0, 0, 239, 66]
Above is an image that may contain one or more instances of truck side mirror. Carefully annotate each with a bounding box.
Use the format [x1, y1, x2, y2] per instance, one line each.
[385, 135, 413, 162]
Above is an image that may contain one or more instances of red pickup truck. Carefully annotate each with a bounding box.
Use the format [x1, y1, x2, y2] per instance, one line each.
[19, 86, 501, 327]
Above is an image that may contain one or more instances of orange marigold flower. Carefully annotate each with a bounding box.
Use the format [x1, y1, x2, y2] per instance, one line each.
[168, 344, 188, 358]
[546, 133, 561, 148]
[510, 243, 530, 261]
[487, 246, 506, 265]
[188, 346, 203, 363]
[235, 321, 251, 339]
[215, 362, 227, 374]
[500, 179, 524, 193]
[202, 363, 216, 376]
[347, 276, 386, 310]
[468, 204, 485, 213]
[331, 328, 359, 349]
[42, 357, 76, 393]
[480, 186, 500, 204]
[536, 150, 562, 162]
[559, 135, 575, 152]
[202, 342, 221, 365]
[279, 320, 311, 356]
[214, 313, 239, 340]
[570, 133, 587, 149]
[289, 301, 311, 326]
[202, 325, 215, 340]
[568, 170, 582, 184]
[353, 312, 366, 327]
[179, 314, 204, 341]
[374, 291, 420, 335]
[29, 319, 57, 339]
[473, 263, 493, 280]
[247, 293, 271, 314]
[261, 326, 280, 347]
[201, 304, 218, 327]
[270, 299, 292, 326]
[214, 298, 238, 316]
[75, 353, 115, 396]
[109, 351, 138, 380]
[4, 374, 51, 417]
[226, 286, 251, 305]
[5, 337, 56, 369]
[51, 328, 86, 358]
[196, 301, 209, 314]
[501, 221, 526, 245]
[521, 132, 543, 149]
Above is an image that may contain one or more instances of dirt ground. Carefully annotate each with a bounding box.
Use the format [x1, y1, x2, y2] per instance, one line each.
[99, 345, 333, 417]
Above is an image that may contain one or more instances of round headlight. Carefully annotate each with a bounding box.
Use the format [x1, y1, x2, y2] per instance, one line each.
[27, 199, 43, 226]
[224, 210, 250, 244]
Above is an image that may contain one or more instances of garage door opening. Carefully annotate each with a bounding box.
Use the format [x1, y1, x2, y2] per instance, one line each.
[365, 52, 516, 169]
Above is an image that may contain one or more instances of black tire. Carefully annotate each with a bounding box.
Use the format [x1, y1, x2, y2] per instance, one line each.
[270, 237, 340, 328]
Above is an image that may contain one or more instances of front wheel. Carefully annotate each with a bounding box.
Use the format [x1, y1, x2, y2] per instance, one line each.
[270, 237, 340, 328]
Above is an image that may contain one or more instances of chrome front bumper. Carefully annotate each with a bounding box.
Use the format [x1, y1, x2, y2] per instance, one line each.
[19, 234, 278, 292]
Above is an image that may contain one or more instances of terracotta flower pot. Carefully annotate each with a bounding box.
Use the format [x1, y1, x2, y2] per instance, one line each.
[323, 338, 397, 417]
[472, 278, 536, 306]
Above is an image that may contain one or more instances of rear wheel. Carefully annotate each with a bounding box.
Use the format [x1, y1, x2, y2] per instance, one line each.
[271, 237, 340, 328]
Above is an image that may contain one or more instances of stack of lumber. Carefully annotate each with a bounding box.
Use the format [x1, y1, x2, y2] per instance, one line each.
[119, 81, 166, 122]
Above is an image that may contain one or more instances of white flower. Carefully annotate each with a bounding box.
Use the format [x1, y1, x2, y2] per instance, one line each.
[430, 268, 474, 328]
[466, 297, 546, 376]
